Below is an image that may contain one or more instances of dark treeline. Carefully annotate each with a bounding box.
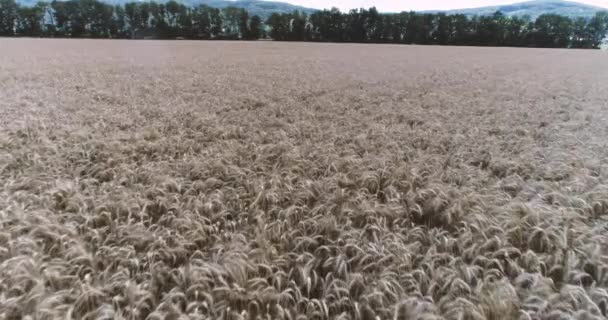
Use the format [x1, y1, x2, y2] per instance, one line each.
[271, 8, 608, 48]
[1, 0, 607, 48]
[0, 0, 262, 39]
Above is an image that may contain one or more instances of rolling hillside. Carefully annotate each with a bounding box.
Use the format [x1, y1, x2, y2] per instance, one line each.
[426, 0, 607, 19]
[191, 0, 316, 16]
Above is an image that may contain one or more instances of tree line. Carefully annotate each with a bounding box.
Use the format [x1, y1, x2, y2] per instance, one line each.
[270, 8, 608, 48]
[1, 0, 607, 48]
[0, 0, 263, 39]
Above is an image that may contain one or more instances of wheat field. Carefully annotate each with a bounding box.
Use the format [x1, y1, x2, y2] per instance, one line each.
[2, 39, 608, 320]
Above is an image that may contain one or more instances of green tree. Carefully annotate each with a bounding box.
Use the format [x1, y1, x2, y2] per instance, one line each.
[570, 17, 588, 48]
[16, 2, 45, 36]
[289, 10, 307, 41]
[209, 6, 221, 37]
[248, 14, 261, 40]
[34, 1, 55, 35]
[177, 5, 193, 38]
[109, 4, 127, 38]
[387, 12, 408, 43]
[266, 12, 289, 40]
[434, 13, 451, 44]
[3, 1, 604, 49]
[50, 0, 68, 36]
[124, 1, 148, 38]
[503, 15, 529, 46]
[450, 14, 471, 45]
[533, 14, 573, 47]
[86, 0, 113, 37]
[475, 11, 508, 46]
[0, 0, 18, 36]
[310, 7, 345, 42]
[221, 6, 241, 38]
[149, 2, 169, 38]
[165, 0, 190, 38]
[366, 7, 382, 42]
[192, 4, 212, 38]
[404, 12, 432, 44]
[346, 8, 366, 42]
[238, 7, 249, 39]
[587, 11, 608, 48]
[51, 0, 87, 37]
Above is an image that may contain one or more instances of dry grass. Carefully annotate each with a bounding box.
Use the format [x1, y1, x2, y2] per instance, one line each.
[2, 38, 608, 320]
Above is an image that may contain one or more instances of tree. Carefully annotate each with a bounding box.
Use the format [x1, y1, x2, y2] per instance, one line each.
[50, 0, 87, 37]
[209, 6, 221, 37]
[110, 4, 127, 38]
[289, 10, 307, 41]
[366, 7, 382, 42]
[451, 14, 471, 45]
[16, 3, 44, 36]
[434, 13, 451, 45]
[149, 2, 169, 38]
[404, 12, 430, 44]
[33, 1, 55, 36]
[346, 8, 366, 42]
[124, 1, 148, 38]
[222, 6, 241, 38]
[266, 12, 289, 41]
[248, 14, 261, 40]
[164, 0, 191, 38]
[387, 12, 408, 43]
[475, 11, 507, 46]
[238, 7, 248, 39]
[50, 0, 67, 36]
[3, 0, 604, 49]
[309, 7, 345, 42]
[588, 11, 608, 48]
[87, 0, 113, 37]
[0, 0, 18, 36]
[533, 14, 573, 47]
[504, 15, 529, 47]
[176, 5, 192, 38]
[570, 17, 590, 48]
[266, 10, 309, 41]
[192, 4, 212, 38]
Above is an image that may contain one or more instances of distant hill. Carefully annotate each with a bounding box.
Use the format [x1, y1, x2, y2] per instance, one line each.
[424, 0, 608, 19]
[190, 0, 316, 18]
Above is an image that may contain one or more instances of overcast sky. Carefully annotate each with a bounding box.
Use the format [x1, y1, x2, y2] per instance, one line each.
[277, 0, 608, 12]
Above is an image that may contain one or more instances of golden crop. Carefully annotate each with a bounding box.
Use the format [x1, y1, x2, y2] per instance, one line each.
[1, 39, 608, 320]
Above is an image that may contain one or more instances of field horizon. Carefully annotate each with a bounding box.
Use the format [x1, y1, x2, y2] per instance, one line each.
[2, 37, 608, 50]
[2, 39, 608, 320]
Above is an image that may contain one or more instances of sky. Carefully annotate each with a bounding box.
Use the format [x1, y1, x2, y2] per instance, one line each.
[276, 0, 608, 12]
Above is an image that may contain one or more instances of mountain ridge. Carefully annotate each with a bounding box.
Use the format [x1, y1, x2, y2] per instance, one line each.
[421, 0, 607, 19]
[172, 0, 316, 17]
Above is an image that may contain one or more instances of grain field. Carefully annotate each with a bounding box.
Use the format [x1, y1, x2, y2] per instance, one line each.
[2, 39, 608, 320]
